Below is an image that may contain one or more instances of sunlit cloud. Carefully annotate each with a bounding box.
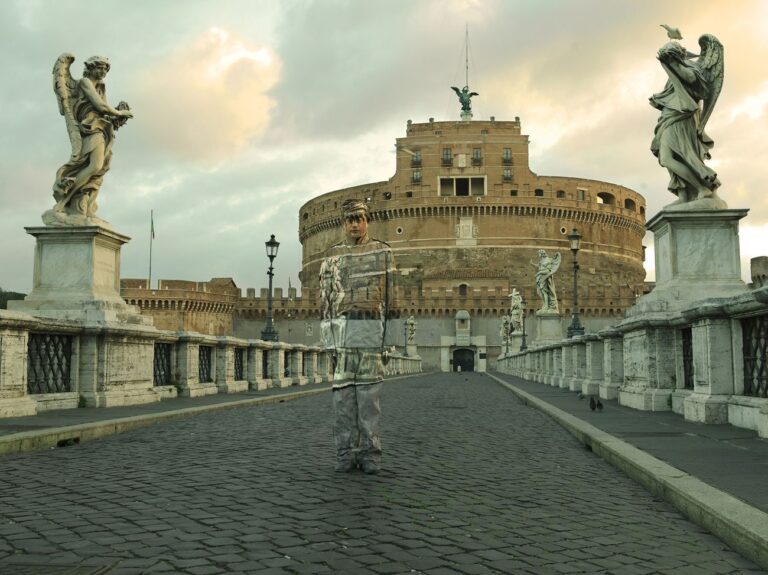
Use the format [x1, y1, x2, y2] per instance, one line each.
[727, 81, 768, 121]
[134, 27, 281, 162]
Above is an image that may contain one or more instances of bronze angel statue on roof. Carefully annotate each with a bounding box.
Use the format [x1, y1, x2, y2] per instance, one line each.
[451, 85, 478, 113]
[44, 54, 133, 226]
[650, 32, 725, 208]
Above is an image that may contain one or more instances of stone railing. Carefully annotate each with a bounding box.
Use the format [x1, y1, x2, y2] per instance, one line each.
[496, 285, 768, 439]
[0, 309, 337, 418]
[0, 309, 425, 418]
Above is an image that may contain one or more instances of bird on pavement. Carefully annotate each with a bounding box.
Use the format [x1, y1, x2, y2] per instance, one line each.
[589, 396, 597, 411]
[660, 24, 683, 39]
[596, 399, 604, 412]
[577, 392, 585, 400]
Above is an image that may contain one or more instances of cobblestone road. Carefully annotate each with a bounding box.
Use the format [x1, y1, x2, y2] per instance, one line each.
[0, 373, 763, 574]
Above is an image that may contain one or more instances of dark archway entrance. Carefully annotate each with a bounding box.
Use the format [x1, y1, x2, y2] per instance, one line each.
[452, 348, 475, 372]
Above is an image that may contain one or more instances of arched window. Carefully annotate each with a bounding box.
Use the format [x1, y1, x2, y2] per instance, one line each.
[597, 192, 615, 205]
[458, 284, 468, 297]
[624, 198, 636, 211]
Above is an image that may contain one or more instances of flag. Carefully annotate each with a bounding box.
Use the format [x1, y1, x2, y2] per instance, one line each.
[150, 210, 155, 240]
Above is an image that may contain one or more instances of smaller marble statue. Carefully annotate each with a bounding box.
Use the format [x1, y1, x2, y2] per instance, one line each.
[451, 85, 478, 113]
[45, 54, 133, 227]
[508, 288, 524, 333]
[406, 315, 417, 344]
[650, 30, 725, 208]
[500, 314, 510, 345]
[531, 250, 561, 313]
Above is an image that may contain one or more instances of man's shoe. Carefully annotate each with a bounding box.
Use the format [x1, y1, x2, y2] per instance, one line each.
[335, 459, 356, 473]
[361, 460, 380, 475]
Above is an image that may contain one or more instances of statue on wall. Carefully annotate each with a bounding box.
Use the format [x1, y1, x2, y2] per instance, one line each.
[508, 288, 524, 333]
[500, 314, 510, 345]
[406, 315, 417, 344]
[650, 31, 725, 208]
[45, 54, 133, 226]
[531, 250, 561, 313]
[451, 85, 478, 113]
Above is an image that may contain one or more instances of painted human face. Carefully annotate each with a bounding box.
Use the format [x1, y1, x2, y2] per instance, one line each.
[343, 211, 369, 243]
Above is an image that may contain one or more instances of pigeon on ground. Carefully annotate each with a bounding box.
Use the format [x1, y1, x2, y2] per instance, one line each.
[577, 392, 585, 400]
[589, 396, 597, 411]
[596, 399, 604, 412]
[660, 24, 683, 40]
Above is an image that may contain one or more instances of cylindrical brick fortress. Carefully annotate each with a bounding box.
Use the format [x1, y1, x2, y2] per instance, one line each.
[299, 118, 646, 324]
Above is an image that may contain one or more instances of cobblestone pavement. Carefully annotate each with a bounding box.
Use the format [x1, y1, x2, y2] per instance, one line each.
[0, 373, 763, 575]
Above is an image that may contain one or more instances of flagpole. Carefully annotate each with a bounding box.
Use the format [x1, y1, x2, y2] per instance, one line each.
[148, 210, 153, 289]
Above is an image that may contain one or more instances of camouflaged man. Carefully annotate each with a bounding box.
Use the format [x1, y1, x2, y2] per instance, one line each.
[319, 199, 394, 474]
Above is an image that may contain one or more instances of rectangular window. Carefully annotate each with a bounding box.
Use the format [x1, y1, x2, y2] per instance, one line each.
[503, 168, 512, 181]
[439, 178, 454, 197]
[577, 188, 586, 201]
[412, 169, 422, 183]
[442, 148, 452, 166]
[502, 148, 512, 164]
[411, 150, 421, 167]
[439, 176, 486, 197]
[472, 148, 482, 166]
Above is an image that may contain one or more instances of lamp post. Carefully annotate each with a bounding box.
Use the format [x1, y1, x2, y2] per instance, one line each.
[261, 234, 280, 341]
[566, 228, 585, 338]
[520, 297, 528, 351]
[403, 321, 408, 357]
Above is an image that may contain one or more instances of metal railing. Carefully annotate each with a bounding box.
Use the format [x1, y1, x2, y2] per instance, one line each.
[27, 333, 73, 394]
[742, 314, 768, 398]
[199, 345, 213, 383]
[681, 327, 694, 390]
[153, 342, 172, 386]
[234, 348, 244, 381]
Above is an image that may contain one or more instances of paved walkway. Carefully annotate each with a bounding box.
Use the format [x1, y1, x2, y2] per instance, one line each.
[0, 373, 765, 574]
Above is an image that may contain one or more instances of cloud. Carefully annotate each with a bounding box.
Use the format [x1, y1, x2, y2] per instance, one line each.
[134, 27, 281, 162]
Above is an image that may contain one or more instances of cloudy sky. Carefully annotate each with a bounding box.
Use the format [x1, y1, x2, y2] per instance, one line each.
[1, 0, 767, 295]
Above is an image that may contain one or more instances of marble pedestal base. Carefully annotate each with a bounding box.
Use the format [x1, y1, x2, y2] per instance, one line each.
[9, 226, 149, 326]
[533, 312, 562, 346]
[628, 208, 749, 317]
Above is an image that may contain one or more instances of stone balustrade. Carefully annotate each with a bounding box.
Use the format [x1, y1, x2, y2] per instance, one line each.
[497, 285, 768, 439]
[0, 309, 344, 417]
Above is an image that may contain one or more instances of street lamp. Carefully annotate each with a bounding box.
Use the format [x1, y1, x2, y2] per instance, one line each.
[566, 228, 585, 338]
[520, 297, 528, 351]
[403, 320, 408, 357]
[261, 234, 280, 341]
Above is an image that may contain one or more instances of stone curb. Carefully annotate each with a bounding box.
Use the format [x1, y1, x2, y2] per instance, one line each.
[0, 372, 430, 457]
[486, 372, 768, 571]
[0, 387, 331, 457]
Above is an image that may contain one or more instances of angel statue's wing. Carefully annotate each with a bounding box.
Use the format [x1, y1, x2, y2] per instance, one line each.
[451, 86, 462, 97]
[53, 53, 81, 159]
[697, 34, 724, 135]
[551, 252, 562, 275]
[469, 91, 479, 98]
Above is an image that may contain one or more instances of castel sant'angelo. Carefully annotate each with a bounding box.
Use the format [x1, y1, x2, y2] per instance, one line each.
[123, 91, 648, 371]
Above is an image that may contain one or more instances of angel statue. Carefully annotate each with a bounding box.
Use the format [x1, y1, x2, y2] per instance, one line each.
[650, 32, 725, 208]
[44, 54, 133, 227]
[451, 85, 478, 113]
[508, 288, 524, 333]
[531, 250, 561, 313]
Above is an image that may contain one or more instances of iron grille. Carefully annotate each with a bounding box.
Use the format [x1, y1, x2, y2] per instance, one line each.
[681, 327, 694, 390]
[153, 342, 172, 386]
[27, 333, 73, 394]
[742, 314, 768, 398]
[199, 346, 213, 383]
[234, 348, 244, 381]
[262, 350, 270, 379]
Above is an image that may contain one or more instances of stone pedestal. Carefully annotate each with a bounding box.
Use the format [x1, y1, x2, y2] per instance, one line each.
[406, 344, 419, 358]
[533, 312, 562, 347]
[628, 209, 749, 317]
[9, 226, 149, 326]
